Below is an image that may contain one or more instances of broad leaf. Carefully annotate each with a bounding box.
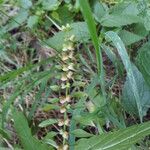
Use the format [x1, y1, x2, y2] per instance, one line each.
[19, 0, 32, 9]
[122, 65, 150, 117]
[27, 15, 39, 28]
[46, 22, 90, 51]
[100, 14, 141, 27]
[136, 43, 150, 87]
[13, 111, 49, 150]
[71, 129, 93, 138]
[42, 0, 60, 11]
[105, 31, 143, 121]
[6, 9, 28, 31]
[119, 30, 146, 46]
[75, 121, 150, 150]
[39, 119, 58, 128]
[90, 0, 107, 22]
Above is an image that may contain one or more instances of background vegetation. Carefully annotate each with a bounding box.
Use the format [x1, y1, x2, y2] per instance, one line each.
[0, 0, 150, 149]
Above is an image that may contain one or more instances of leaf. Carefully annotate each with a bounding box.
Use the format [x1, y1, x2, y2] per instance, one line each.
[118, 30, 146, 46]
[122, 65, 150, 117]
[6, 9, 28, 31]
[52, 5, 74, 24]
[79, 0, 106, 104]
[71, 129, 93, 138]
[46, 22, 90, 51]
[42, 0, 60, 11]
[136, 42, 150, 87]
[19, 0, 32, 9]
[39, 119, 58, 128]
[27, 15, 39, 28]
[100, 14, 141, 27]
[75, 121, 150, 150]
[13, 111, 49, 150]
[110, 1, 139, 16]
[90, 0, 107, 22]
[105, 31, 143, 121]
[144, 9, 150, 31]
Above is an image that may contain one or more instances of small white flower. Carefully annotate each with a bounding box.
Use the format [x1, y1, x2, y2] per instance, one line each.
[67, 71, 73, 79]
[63, 144, 69, 150]
[68, 63, 74, 70]
[61, 74, 68, 81]
[68, 51, 74, 59]
[62, 53, 69, 61]
[69, 35, 75, 42]
[62, 65, 69, 72]
[58, 119, 64, 127]
[60, 106, 66, 113]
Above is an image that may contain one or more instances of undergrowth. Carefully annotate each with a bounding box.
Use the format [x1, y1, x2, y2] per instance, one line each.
[0, 0, 150, 150]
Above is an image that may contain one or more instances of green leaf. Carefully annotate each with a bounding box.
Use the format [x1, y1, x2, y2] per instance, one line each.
[118, 30, 146, 46]
[100, 14, 141, 27]
[136, 42, 150, 87]
[122, 65, 150, 117]
[13, 111, 49, 150]
[6, 9, 28, 31]
[75, 121, 150, 150]
[144, 9, 150, 31]
[52, 5, 74, 24]
[42, 0, 60, 11]
[105, 31, 143, 122]
[71, 129, 93, 138]
[19, 0, 32, 9]
[90, 0, 107, 22]
[46, 22, 90, 51]
[110, 1, 139, 16]
[39, 119, 58, 128]
[27, 15, 39, 28]
[79, 0, 106, 105]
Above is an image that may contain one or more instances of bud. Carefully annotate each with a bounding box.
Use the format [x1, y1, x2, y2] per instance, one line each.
[62, 131, 69, 139]
[86, 101, 95, 113]
[69, 35, 75, 42]
[61, 74, 68, 81]
[62, 53, 69, 61]
[68, 63, 74, 70]
[58, 119, 64, 127]
[59, 95, 71, 104]
[67, 42, 74, 51]
[60, 106, 67, 113]
[63, 144, 69, 150]
[61, 81, 70, 89]
[62, 65, 69, 72]
[64, 118, 70, 126]
[68, 51, 74, 59]
[67, 71, 73, 79]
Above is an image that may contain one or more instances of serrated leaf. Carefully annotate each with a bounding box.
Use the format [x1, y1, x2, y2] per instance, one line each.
[13, 111, 49, 150]
[122, 65, 150, 117]
[136, 43, 150, 87]
[75, 121, 150, 150]
[39, 119, 58, 128]
[71, 129, 93, 138]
